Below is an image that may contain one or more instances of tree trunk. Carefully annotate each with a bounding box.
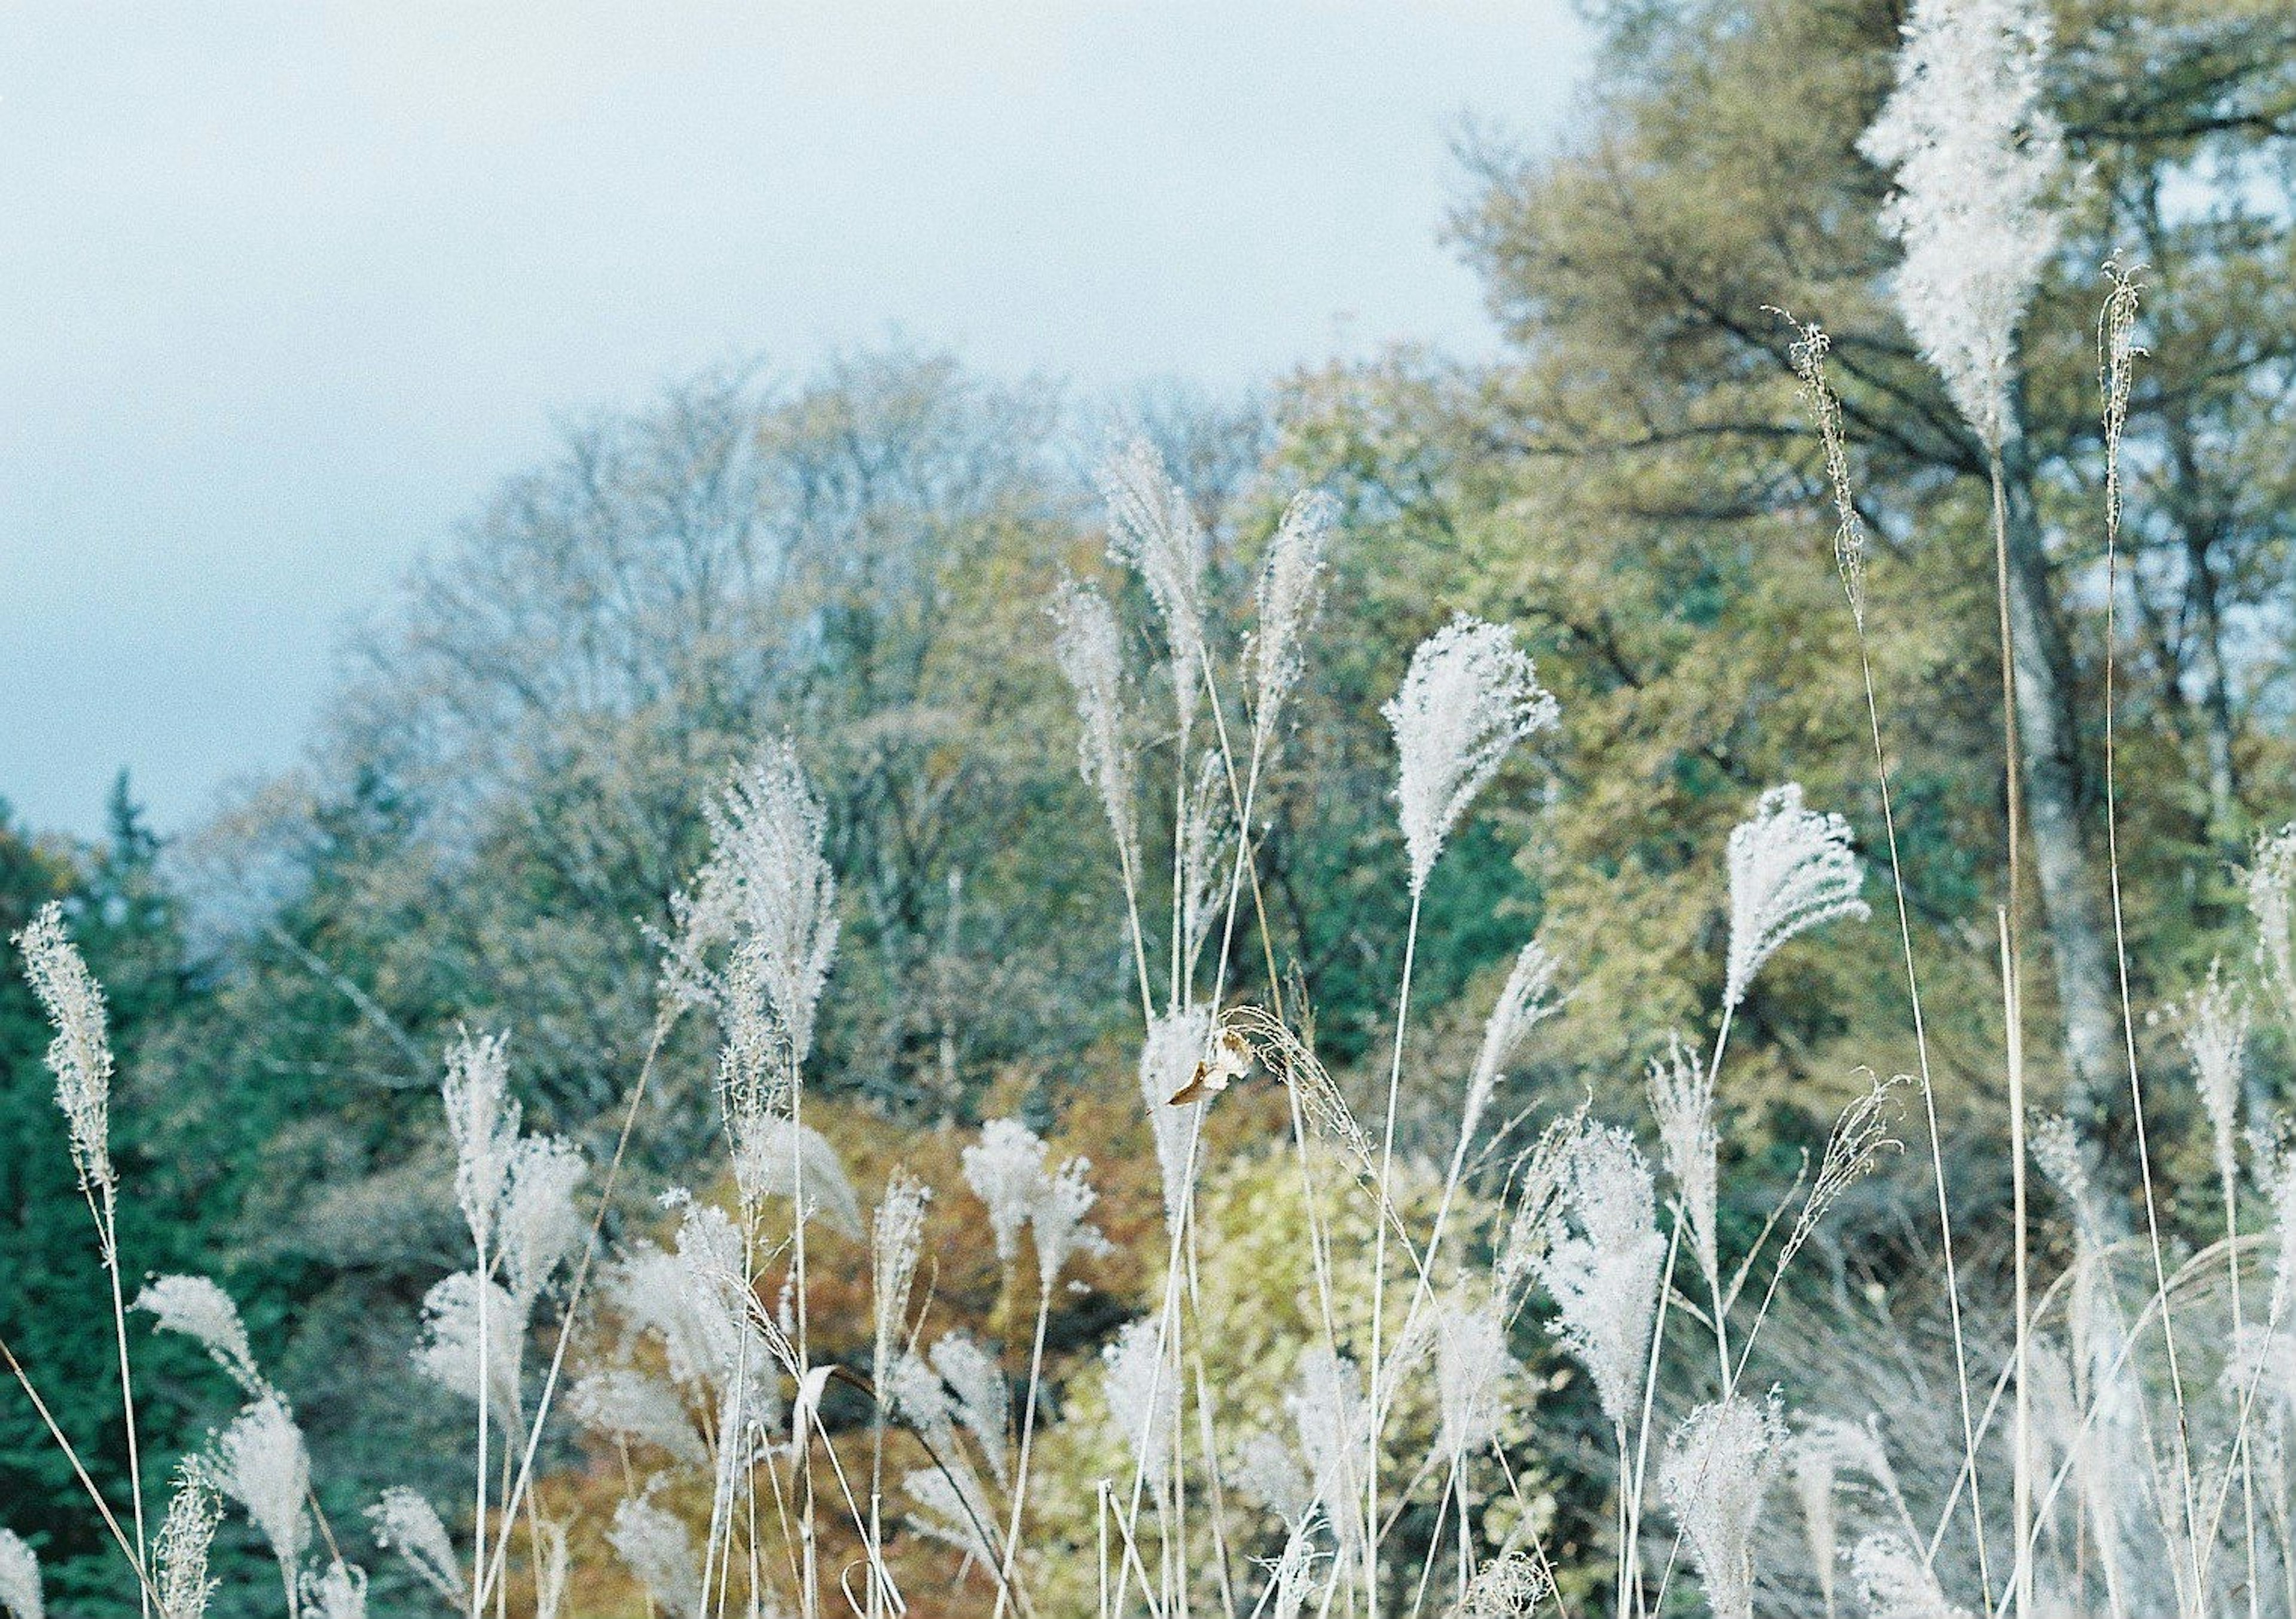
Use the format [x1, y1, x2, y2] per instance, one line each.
[2000, 416, 2123, 1121]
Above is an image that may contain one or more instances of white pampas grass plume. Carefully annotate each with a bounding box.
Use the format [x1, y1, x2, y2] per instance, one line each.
[731, 1113, 863, 1238]
[136, 1275, 265, 1396]
[1250, 489, 1334, 747]
[1287, 1347, 1372, 1569]
[366, 1489, 465, 1606]
[1140, 1009, 1213, 1230]
[704, 740, 840, 1071]
[440, 1029, 518, 1253]
[1648, 1031, 1720, 1299]
[2172, 958, 2251, 1195]
[1460, 1549, 1552, 1616]
[872, 1169, 930, 1386]
[2251, 823, 2296, 1025]
[1385, 614, 1558, 896]
[1660, 1391, 1787, 1619]
[1724, 784, 1868, 1010]
[1790, 1426, 1841, 1619]
[1435, 1302, 1516, 1465]
[1103, 1317, 1178, 1493]
[1858, 0, 2063, 442]
[1177, 750, 1233, 988]
[13, 902, 114, 1194]
[1049, 581, 1140, 874]
[1850, 1531, 1971, 1618]
[931, 1332, 1012, 1485]
[569, 1370, 705, 1464]
[155, 1463, 222, 1619]
[300, 1562, 366, 1619]
[1531, 1123, 1666, 1429]
[961, 1118, 1048, 1268]
[608, 1489, 703, 1619]
[1234, 1430, 1313, 1531]
[2029, 1112, 2103, 1241]
[412, 1271, 522, 1424]
[1100, 439, 1210, 735]
[1464, 940, 1564, 1147]
[0, 1529, 41, 1619]
[499, 1134, 587, 1315]
[214, 1394, 311, 1582]
[903, 1464, 1000, 1569]
[1030, 1152, 1112, 1284]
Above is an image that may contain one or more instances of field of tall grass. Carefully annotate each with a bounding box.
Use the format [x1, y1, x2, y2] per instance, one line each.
[6, 3, 2294, 1618]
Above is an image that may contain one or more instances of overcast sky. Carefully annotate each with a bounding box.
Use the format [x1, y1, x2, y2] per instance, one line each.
[1, 2, 1589, 840]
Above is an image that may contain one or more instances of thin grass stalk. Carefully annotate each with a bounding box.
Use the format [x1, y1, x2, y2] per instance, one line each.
[1364, 889, 1424, 1617]
[1624, 1212, 1684, 1619]
[993, 1279, 1056, 1617]
[2002, 913, 2032, 1619]
[90, 1185, 151, 1619]
[0, 1329, 158, 1605]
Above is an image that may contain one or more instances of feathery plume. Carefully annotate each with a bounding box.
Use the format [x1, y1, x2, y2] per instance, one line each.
[731, 1113, 863, 1239]
[1049, 580, 1140, 873]
[704, 740, 840, 1071]
[136, 1276, 265, 1397]
[2172, 958, 2250, 1195]
[608, 1489, 703, 1619]
[1030, 1153, 1111, 1285]
[1177, 750, 1232, 989]
[1459, 1550, 1552, 1617]
[903, 1465, 1000, 1568]
[155, 1463, 222, 1619]
[441, 1030, 518, 1253]
[1287, 1347, 1372, 1569]
[1141, 1009, 1213, 1230]
[300, 1562, 367, 1619]
[1103, 1317, 1178, 1493]
[1435, 1302, 1516, 1466]
[1385, 614, 1559, 896]
[1661, 1391, 1787, 1619]
[213, 1394, 311, 1583]
[2251, 823, 2296, 1026]
[1531, 1123, 1666, 1429]
[1849, 1531, 1971, 1619]
[569, 1370, 704, 1464]
[411, 1272, 523, 1425]
[1775, 1074, 1904, 1279]
[1464, 940, 1564, 1148]
[1100, 439, 1210, 735]
[1783, 318, 1868, 628]
[1724, 784, 1868, 1010]
[872, 1169, 930, 1387]
[1250, 489, 1335, 747]
[961, 1118, 1048, 1269]
[1221, 1004, 1376, 1180]
[1790, 1426, 1840, 1619]
[2029, 1112, 2100, 1239]
[1235, 1429, 1312, 1531]
[1647, 1031, 1720, 1299]
[0, 1530, 40, 1619]
[1858, 0, 2064, 442]
[366, 1489, 465, 1606]
[14, 902, 114, 1194]
[499, 1134, 587, 1316]
[930, 1332, 1012, 1484]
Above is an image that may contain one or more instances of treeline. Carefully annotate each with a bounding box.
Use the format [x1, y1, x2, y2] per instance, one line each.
[5, 0, 2294, 1605]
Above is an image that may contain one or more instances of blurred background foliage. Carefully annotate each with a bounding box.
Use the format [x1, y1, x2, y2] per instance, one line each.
[5, 0, 2294, 1608]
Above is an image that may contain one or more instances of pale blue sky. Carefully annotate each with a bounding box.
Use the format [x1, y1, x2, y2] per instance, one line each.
[1, 2, 1589, 839]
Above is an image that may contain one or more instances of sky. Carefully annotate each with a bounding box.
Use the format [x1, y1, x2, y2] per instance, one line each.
[1, 2, 1590, 840]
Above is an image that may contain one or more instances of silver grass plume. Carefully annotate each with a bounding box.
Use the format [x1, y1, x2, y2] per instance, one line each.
[14, 902, 114, 1195]
[1789, 1426, 1841, 1619]
[1660, 1391, 1787, 1619]
[1030, 1151, 1111, 1284]
[1234, 1429, 1313, 1531]
[2271, 1148, 2296, 1333]
[1100, 438, 1210, 737]
[2030, 1113, 2104, 1243]
[1049, 579, 1140, 875]
[440, 1029, 518, 1254]
[1774, 1074, 1905, 1280]
[1724, 784, 1868, 1010]
[214, 1393, 311, 1587]
[1221, 1004, 1377, 1181]
[961, 1118, 1048, 1269]
[1493, 1103, 1589, 1308]
[1783, 319, 1868, 628]
[1177, 750, 1232, 989]
[1648, 1031, 1720, 1302]
[0, 1530, 40, 1619]
[2249, 823, 2296, 1030]
[1250, 488, 1335, 750]
[1141, 1008, 1213, 1230]
[136, 1276, 266, 1397]
[1850, 1532, 1972, 1619]
[872, 1169, 930, 1392]
[1385, 613, 1559, 897]
[1459, 1550, 1552, 1617]
[2172, 958, 2250, 1196]
[930, 1332, 1012, 1486]
[1103, 1316, 1178, 1493]
[608, 1486, 703, 1619]
[1529, 1122, 1666, 1429]
[903, 1465, 999, 1569]
[1435, 1301, 1516, 1467]
[1858, 0, 2063, 443]
[1287, 1346, 1372, 1570]
[1464, 940, 1564, 1150]
[499, 1134, 586, 1317]
[155, 1462, 222, 1619]
[366, 1489, 465, 1606]
[299, 1563, 365, 1619]
[568, 1369, 705, 1464]
[731, 1113, 862, 1238]
[701, 740, 839, 1072]
[412, 1272, 522, 1426]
